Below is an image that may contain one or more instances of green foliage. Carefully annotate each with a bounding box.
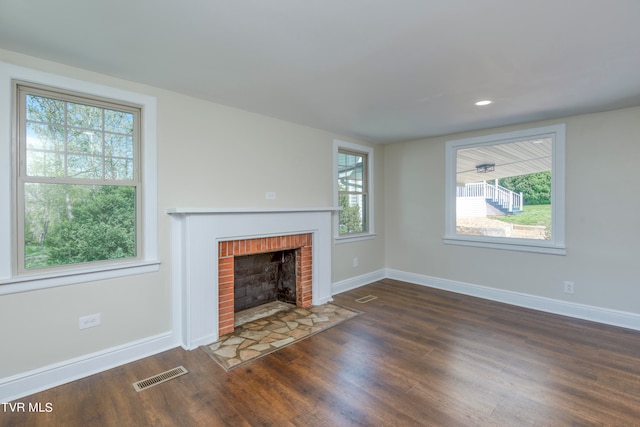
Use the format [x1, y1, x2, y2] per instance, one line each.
[24, 245, 50, 269]
[500, 171, 551, 205]
[24, 182, 88, 247]
[339, 193, 364, 234]
[21, 89, 138, 269]
[43, 186, 136, 266]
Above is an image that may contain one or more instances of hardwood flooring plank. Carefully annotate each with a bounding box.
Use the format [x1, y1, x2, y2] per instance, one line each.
[4, 279, 640, 426]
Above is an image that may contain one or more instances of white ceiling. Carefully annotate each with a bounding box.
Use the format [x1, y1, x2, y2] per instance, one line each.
[1, 0, 639, 143]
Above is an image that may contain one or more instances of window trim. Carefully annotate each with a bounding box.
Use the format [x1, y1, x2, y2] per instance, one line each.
[0, 61, 159, 294]
[333, 139, 375, 243]
[16, 82, 143, 274]
[443, 124, 566, 255]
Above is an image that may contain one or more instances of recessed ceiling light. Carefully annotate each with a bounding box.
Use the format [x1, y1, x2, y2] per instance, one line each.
[474, 100, 493, 106]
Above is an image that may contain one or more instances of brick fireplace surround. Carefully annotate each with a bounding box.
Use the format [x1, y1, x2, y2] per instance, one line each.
[218, 233, 313, 335]
[167, 208, 336, 350]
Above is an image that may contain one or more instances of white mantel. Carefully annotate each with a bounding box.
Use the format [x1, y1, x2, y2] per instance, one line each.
[167, 207, 338, 349]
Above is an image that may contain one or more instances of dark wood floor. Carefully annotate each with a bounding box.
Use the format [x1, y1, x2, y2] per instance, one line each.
[4, 279, 640, 426]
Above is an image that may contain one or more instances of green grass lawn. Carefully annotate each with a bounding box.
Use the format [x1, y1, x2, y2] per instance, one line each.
[490, 204, 551, 231]
[25, 245, 50, 269]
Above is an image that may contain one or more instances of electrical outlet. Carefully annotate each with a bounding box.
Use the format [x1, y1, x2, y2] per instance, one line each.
[353, 257, 359, 268]
[265, 192, 276, 200]
[563, 281, 575, 294]
[79, 313, 101, 329]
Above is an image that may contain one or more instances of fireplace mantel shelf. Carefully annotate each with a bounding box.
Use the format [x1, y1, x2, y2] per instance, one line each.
[169, 206, 335, 349]
[166, 207, 340, 215]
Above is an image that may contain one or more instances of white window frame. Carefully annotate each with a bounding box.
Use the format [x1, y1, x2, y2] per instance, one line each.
[0, 62, 159, 295]
[333, 139, 375, 243]
[444, 124, 566, 255]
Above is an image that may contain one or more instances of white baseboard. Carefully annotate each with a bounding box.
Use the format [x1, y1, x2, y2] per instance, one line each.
[332, 269, 386, 296]
[0, 332, 178, 402]
[184, 333, 219, 351]
[316, 295, 334, 305]
[7, 267, 637, 403]
[386, 269, 640, 332]
[1, 269, 382, 402]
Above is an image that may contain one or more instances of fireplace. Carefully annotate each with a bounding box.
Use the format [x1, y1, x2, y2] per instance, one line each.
[167, 207, 337, 350]
[234, 249, 297, 311]
[218, 233, 313, 335]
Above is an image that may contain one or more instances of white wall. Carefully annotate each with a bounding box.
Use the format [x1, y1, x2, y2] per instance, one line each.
[384, 107, 640, 314]
[3, 45, 637, 399]
[0, 49, 385, 391]
[456, 197, 487, 217]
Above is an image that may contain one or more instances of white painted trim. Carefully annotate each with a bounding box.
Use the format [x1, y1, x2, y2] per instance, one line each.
[0, 332, 177, 402]
[442, 237, 566, 255]
[169, 210, 335, 350]
[167, 207, 340, 214]
[5, 266, 638, 402]
[171, 216, 187, 349]
[297, 264, 640, 336]
[186, 333, 220, 351]
[386, 269, 640, 331]
[0, 261, 160, 295]
[333, 139, 375, 241]
[444, 124, 566, 255]
[332, 269, 386, 295]
[333, 233, 377, 244]
[0, 61, 159, 292]
[316, 294, 334, 305]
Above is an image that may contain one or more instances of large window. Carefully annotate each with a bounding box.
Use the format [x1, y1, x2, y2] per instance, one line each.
[16, 84, 141, 272]
[0, 61, 158, 294]
[334, 140, 375, 241]
[444, 124, 565, 254]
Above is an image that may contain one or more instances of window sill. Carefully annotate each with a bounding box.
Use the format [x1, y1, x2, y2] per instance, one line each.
[334, 233, 377, 244]
[0, 260, 161, 295]
[443, 236, 566, 255]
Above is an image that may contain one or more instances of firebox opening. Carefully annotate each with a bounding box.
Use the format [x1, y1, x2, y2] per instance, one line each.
[234, 249, 297, 314]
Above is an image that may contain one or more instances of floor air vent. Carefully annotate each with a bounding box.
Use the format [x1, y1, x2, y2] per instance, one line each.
[133, 366, 188, 392]
[355, 295, 377, 304]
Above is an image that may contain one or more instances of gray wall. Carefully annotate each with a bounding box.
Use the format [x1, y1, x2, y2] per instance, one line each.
[384, 107, 640, 313]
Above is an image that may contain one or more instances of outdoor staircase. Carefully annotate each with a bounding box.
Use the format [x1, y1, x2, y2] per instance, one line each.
[457, 182, 523, 215]
[486, 195, 523, 215]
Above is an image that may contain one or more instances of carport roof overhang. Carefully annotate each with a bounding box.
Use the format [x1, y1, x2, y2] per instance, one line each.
[456, 137, 552, 185]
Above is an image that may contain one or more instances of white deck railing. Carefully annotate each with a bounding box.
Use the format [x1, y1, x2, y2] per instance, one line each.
[457, 182, 523, 213]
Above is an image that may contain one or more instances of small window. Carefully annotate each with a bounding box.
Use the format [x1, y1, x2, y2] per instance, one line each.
[334, 140, 375, 241]
[444, 124, 565, 255]
[15, 83, 142, 272]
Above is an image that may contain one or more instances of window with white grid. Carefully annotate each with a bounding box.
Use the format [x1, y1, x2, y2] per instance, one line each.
[15, 83, 142, 272]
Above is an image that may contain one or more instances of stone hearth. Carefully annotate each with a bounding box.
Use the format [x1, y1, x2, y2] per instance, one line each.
[167, 208, 336, 350]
